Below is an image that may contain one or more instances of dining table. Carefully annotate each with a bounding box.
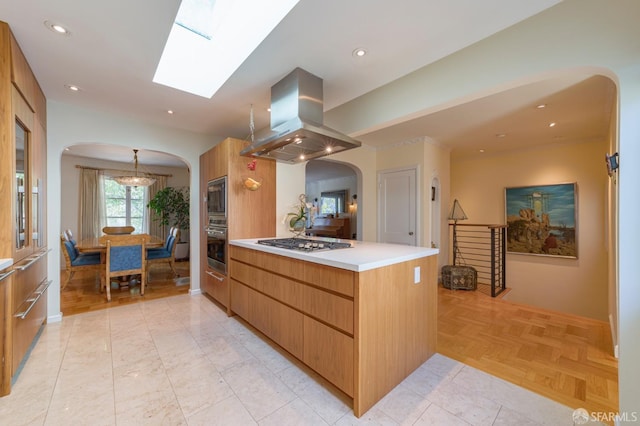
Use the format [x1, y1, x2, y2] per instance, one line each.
[75, 235, 165, 253]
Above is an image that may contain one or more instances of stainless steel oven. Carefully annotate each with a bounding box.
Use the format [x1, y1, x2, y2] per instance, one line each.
[207, 176, 227, 226]
[206, 226, 227, 275]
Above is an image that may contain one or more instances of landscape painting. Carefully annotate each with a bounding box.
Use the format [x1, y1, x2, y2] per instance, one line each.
[505, 183, 577, 258]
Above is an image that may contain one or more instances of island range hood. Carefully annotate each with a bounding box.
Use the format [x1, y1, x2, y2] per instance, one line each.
[240, 68, 361, 163]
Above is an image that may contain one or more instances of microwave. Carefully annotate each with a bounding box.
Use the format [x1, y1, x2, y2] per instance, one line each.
[207, 176, 227, 224]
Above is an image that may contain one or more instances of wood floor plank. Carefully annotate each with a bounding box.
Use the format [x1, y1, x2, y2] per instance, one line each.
[438, 285, 618, 418]
[61, 261, 190, 316]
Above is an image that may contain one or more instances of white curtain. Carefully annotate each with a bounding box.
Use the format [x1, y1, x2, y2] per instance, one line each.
[98, 173, 107, 233]
[78, 168, 102, 239]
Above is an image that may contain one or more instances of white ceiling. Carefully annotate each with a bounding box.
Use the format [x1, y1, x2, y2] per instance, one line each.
[0, 0, 613, 170]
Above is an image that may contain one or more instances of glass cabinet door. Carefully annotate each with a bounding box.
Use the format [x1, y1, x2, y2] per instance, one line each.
[15, 120, 28, 251]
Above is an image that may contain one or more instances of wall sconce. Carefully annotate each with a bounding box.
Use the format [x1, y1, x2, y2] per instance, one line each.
[605, 152, 619, 176]
[349, 194, 357, 213]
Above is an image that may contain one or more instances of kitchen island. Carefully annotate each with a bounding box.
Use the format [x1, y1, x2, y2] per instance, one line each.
[229, 237, 438, 417]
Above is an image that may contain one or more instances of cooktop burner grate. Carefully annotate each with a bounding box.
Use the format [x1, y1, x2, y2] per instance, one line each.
[257, 238, 352, 251]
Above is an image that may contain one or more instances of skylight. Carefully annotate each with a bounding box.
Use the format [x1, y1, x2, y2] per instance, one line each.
[153, 0, 300, 98]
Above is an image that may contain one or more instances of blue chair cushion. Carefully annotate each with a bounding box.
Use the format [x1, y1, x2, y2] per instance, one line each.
[147, 249, 171, 260]
[63, 241, 78, 262]
[109, 246, 142, 272]
[70, 239, 80, 257]
[71, 252, 101, 267]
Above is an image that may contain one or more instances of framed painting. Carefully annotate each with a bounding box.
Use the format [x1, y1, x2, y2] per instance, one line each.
[505, 183, 577, 258]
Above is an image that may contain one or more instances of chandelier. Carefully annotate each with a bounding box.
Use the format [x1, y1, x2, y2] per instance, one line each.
[113, 149, 157, 187]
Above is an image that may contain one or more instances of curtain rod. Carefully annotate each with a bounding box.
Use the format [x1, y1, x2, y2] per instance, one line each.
[75, 165, 173, 178]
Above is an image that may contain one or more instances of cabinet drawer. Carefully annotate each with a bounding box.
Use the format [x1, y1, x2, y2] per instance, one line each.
[231, 260, 353, 334]
[230, 246, 355, 297]
[231, 246, 305, 279]
[12, 277, 49, 376]
[202, 268, 228, 308]
[230, 279, 249, 319]
[241, 283, 304, 360]
[12, 250, 47, 313]
[303, 262, 354, 297]
[304, 316, 354, 397]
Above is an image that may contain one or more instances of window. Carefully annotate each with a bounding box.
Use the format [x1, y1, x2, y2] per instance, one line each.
[104, 178, 146, 232]
[320, 190, 348, 215]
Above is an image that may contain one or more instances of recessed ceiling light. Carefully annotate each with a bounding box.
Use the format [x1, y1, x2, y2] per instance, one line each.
[536, 103, 547, 109]
[167, 110, 174, 114]
[325, 146, 333, 153]
[44, 20, 71, 36]
[496, 133, 507, 138]
[549, 122, 557, 127]
[299, 154, 305, 160]
[479, 149, 485, 153]
[352, 48, 367, 58]
[64, 84, 81, 92]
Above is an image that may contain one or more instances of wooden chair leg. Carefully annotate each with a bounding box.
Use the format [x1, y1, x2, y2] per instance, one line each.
[141, 272, 146, 296]
[106, 277, 111, 302]
[62, 272, 71, 290]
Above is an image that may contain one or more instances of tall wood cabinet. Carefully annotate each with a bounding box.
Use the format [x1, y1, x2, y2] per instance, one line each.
[200, 137, 276, 312]
[0, 21, 49, 397]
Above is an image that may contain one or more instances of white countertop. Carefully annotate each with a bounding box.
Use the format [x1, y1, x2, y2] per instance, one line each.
[0, 258, 13, 271]
[230, 237, 439, 272]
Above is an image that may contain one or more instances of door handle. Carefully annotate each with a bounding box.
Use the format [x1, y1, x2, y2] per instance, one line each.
[409, 232, 414, 236]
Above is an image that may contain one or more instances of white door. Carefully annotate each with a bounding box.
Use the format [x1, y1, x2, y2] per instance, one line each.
[378, 168, 417, 245]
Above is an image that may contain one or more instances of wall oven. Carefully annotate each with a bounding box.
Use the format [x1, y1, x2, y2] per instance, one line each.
[207, 176, 227, 226]
[206, 226, 227, 275]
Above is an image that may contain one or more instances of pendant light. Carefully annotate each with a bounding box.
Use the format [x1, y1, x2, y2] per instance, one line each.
[113, 149, 156, 187]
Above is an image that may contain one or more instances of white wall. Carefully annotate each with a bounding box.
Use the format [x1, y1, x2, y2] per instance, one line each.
[47, 101, 216, 321]
[452, 139, 609, 320]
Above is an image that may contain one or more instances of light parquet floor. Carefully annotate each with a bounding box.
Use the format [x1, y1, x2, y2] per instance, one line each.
[61, 261, 191, 316]
[437, 284, 619, 418]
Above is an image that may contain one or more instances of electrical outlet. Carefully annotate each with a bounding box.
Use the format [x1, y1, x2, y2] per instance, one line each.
[414, 266, 420, 284]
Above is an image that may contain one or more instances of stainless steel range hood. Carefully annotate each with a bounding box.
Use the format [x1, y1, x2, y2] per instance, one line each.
[240, 68, 361, 163]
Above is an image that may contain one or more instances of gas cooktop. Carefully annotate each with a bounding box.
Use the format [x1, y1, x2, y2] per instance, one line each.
[257, 238, 352, 251]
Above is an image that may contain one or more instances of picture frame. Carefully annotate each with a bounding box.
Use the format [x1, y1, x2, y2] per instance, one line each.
[505, 183, 577, 258]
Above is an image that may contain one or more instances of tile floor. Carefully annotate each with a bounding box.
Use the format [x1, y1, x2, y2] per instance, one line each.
[0, 294, 601, 425]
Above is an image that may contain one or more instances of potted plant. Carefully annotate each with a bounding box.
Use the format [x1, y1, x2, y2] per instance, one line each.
[147, 186, 190, 259]
[284, 194, 309, 236]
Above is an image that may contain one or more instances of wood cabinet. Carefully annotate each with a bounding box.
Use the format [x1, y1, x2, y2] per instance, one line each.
[0, 21, 48, 398]
[199, 137, 276, 310]
[229, 244, 437, 417]
[0, 22, 47, 263]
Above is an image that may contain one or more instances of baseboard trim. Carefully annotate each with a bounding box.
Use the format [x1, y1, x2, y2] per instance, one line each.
[609, 313, 619, 359]
[189, 288, 202, 296]
[48, 312, 63, 323]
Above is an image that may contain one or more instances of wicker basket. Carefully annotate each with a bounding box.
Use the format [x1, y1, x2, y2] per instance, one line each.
[441, 265, 477, 290]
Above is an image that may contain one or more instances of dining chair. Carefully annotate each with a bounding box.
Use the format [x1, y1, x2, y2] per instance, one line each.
[102, 226, 135, 235]
[60, 235, 102, 289]
[100, 234, 150, 301]
[146, 228, 180, 281]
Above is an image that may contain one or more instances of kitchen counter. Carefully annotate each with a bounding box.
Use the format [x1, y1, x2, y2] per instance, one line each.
[0, 258, 12, 271]
[228, 239, 438, 417]
[230, 237, 438, 272]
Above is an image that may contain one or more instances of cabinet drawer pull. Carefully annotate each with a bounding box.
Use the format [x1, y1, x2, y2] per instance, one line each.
[206, 270, 225, 281]
[15, 248, 50, 271]
[14, 279, 51, 319]
[0, 269, 16, 282]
